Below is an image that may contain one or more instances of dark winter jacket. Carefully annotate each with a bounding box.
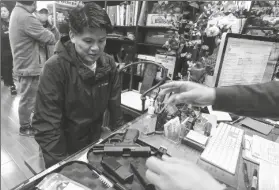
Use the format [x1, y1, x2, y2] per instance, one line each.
[33, 37, 124, 168]
[1, 19, 11, 57]
[213, 81, 279, 119]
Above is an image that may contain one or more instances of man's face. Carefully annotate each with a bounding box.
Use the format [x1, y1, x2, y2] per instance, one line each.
[71, 27, 107, 64]
[1, 7, 9, 19]
[37, 12, 49, 24]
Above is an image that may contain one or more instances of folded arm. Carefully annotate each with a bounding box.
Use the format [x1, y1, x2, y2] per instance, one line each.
[24, 15, 57, 45]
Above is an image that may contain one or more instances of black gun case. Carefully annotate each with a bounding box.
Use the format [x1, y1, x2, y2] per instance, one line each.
[13, 130, 165, 190]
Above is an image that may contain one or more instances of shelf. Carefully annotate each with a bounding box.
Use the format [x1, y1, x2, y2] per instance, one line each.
[246, 26, 279, 30]
[113, 25, 136, 29]
[107, 38, 135, 44]
[138, 26, 177, 30]
[137, 43, 165, 48]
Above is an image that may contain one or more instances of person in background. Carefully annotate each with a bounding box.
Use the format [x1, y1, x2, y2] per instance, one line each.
[32, 2, 124, 168]
[9, 1, 57, 137]
[1, 3, 17, 95]
[146, 80, 279, 190]
[34, 7, 60, 64]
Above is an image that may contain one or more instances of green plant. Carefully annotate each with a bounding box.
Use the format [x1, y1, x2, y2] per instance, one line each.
[161, 1, 250, 82]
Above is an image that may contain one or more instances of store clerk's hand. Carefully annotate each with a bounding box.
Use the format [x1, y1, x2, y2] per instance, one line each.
[4, 31, 9, 34]
[145, 155, 226, 190]
[158, 81, 216, 107]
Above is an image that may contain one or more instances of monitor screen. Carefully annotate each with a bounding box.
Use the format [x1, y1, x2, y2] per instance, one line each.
[214, 34, 279, 87]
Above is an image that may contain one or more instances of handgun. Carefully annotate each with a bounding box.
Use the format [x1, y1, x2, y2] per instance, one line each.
[92, 129, 151, 157]
[92, 144, 151, 157]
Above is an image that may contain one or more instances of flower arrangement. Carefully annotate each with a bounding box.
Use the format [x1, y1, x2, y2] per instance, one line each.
[161, 1, 250, 82]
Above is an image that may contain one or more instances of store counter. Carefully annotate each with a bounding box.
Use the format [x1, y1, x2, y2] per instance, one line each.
[17, 114, 279, 190]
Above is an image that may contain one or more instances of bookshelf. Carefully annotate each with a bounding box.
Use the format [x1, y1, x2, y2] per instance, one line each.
[104, 1, 185, 82]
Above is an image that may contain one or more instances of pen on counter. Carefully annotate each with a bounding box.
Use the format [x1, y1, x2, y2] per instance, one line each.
[251, 169, 258, 190]
[243, 163, 250, 189]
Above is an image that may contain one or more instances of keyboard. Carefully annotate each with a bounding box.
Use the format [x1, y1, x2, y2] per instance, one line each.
[201, 123, 244, 174]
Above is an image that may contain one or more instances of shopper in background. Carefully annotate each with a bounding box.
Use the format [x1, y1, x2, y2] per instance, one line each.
[9, 1, 57, 137]
[32, 2, 124, 168]
[1, 3, 17, 95]
[35, 7, 60, 64]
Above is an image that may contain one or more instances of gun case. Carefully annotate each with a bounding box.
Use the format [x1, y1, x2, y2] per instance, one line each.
[13, 130, 166, 190]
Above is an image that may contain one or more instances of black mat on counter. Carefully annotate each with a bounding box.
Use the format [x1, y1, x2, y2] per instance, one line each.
[39, 132, 158, 190]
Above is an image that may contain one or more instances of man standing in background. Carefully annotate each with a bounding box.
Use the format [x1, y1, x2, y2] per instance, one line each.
[34, 6, 60, 64]
[9, 1, 58, 136]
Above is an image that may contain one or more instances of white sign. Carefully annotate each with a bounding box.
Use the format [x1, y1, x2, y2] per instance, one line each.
[58, 1, 79, 6]
[155, 54, 176, 79]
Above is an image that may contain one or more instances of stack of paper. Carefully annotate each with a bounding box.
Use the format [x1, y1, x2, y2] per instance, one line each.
[252, 135, 279, 166]
[259, 160, 279, 190]
[242, 135, 260, 164]
[121, 90, 150, 111]
[207, 106, 232, 121]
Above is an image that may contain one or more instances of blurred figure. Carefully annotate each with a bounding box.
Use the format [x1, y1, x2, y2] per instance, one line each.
[9, 1, 58, 137]
[1, 3, 17, 95]
[34, 6, 60, 63]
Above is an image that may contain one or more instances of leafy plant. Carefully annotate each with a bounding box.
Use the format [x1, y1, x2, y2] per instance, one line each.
[161, 1, 249, 82]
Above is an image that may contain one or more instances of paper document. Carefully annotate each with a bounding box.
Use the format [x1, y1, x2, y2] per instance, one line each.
[242, 135, 260, 164]
[259, 160, 279, 190]
[207, 106, 232, 121]
[186, 130, 209, 146]
[121, 90, 150, 111]
[252, 135, 279, 165]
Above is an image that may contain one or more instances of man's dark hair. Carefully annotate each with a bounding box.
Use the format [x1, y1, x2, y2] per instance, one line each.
[18, 1, 34, 6]
[69, 2, 112, 34]
[0, 2, 8, 10]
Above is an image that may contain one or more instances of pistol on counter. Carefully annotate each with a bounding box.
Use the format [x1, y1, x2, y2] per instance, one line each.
[92, 129, 151, 157]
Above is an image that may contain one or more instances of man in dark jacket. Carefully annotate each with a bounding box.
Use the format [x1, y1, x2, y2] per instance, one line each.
[146, 80, 279, 190]
[32, 2, 124, 168]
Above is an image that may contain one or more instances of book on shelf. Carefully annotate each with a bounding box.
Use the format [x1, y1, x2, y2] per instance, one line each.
[106, 1, 140, 26]
[138, 1, 148, 26]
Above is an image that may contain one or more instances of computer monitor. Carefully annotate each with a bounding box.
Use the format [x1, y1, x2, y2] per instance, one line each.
[212, 33, 279, 87]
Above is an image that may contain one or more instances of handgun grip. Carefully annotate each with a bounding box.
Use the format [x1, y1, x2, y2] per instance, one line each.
[122, 129, 139, 143]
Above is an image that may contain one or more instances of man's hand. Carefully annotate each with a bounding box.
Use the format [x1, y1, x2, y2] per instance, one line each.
[159, 81, 216, 106]
[47, 15, 53, 26]
[145, 156, 226, 190]
[4, 31, 9, 34]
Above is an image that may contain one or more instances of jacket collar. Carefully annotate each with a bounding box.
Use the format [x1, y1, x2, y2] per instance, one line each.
[56, 39, 112, 82]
